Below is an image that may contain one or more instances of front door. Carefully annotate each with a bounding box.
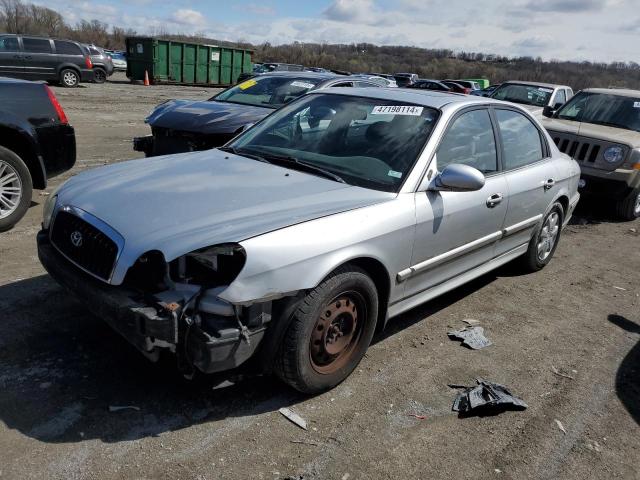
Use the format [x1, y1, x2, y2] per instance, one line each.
[403, 108, 508, 299]
[0, 36, 24, 78]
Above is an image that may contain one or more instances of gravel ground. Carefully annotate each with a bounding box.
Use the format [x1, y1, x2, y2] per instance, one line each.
[0, 73, 638, 480]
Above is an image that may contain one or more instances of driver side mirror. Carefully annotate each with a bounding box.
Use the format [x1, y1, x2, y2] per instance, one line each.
[430, 164, 485, 192]
[542, 105, 556, 118]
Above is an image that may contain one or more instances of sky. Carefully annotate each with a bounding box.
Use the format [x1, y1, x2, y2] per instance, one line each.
[36, 0, 640, 63]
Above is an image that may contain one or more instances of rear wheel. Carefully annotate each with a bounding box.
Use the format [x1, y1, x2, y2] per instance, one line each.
[275, 265, 378, 393]
[60, 68, 80, 88]
[0, 146, 33, 232]
[519, 202, 564, 272]
[616, 189, 640, 221]
[93, 68, 107, 84]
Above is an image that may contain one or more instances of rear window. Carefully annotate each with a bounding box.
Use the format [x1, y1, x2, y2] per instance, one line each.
[23, 37, 52, 54]
[54, 40, 82, 56]
[89, 47, 101, 56]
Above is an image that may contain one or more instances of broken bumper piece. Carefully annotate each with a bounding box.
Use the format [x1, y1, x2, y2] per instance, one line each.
[451, 378, 528, 415]
[133, 134, 154, 155]
[37, 231, 269, 374]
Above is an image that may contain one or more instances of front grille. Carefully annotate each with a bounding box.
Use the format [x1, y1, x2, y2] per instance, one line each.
[550, 131, 618, 168]
[50, 210, 118, 281]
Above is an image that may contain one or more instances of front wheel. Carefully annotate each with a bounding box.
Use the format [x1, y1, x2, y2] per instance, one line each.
[275, 265, 379, 394]
[0, 146, 33, 232]
[60, 68, 80, 87]
[519, 202, 564, 272]
[616, 189, 640, 221]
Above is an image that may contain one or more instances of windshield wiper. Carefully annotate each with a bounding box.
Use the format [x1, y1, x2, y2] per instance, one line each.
[257, 152, 346, 184]
[218, 146, 271, 163]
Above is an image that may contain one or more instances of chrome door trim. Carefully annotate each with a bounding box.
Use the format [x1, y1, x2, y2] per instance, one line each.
[397, 214, 543, 282]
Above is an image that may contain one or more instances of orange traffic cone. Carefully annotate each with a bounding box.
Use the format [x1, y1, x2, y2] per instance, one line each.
[144, 70, 150, 86]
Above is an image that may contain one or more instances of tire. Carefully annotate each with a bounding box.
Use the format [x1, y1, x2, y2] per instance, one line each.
[60, 68, 80, 88]
[0, 145, 33, 232]
[275, 265, 379, 394]
[519, 202, 564, 273]
[616, 189, 640, 221]
[93, 68, 107, 84]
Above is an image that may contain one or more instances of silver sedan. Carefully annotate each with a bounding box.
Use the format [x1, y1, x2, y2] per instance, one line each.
[38, 88, 580, 393]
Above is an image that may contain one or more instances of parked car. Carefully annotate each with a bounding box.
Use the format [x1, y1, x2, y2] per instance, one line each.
[445, 79, 482, 92]
[134, 72, 383, 157]
[441, 81, 469, 94]
[0, 77, 75, 231]
[84, 44, 114, 83]
[394, 73, 419, 87]
[237, 63, 305, 83]
[0, 34, 94, 87]
[491, 81, 573, 116]
[39, 88, 579, 393]
[109, 52, 127, 71]
[351, 74, 397, 87]
[542, 88, 640, 220]
[408, 79, 452, 92]
[471, 84, 500, 97]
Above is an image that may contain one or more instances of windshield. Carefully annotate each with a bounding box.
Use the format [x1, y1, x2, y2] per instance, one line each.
[556, 92, 640, 132]
[228, 93, 439, 192]
[491, 84, 553, 107]
[212, 75, 321, 109]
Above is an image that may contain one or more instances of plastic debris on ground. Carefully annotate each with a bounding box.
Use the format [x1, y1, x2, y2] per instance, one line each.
[279, 407, 308, 430]
[447, 326, 492, 350]
[551, 365, 575, 380]
[555, 419, 567, 434]
[108, 405, 140, 412]
[450, 378, 527, 415]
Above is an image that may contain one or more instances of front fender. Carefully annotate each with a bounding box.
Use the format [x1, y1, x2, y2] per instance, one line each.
[218, 195, 417, 306]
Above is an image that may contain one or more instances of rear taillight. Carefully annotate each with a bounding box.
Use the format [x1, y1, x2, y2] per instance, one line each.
[44, 85, 68, 125]
[85, 56, 93, 69]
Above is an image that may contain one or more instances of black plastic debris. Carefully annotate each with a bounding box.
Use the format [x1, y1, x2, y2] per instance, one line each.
[451, 379, 528, 415]
[447, 326, 492, 349]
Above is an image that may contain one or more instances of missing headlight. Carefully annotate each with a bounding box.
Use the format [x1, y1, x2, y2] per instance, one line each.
[170, 243, 246, 287]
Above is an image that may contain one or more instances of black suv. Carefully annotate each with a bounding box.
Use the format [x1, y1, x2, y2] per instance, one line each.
[0, 77, 76, 231]
[0, 34, 94, 87]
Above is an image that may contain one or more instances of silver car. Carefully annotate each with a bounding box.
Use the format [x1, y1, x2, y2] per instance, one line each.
[38, 89, 580, 393]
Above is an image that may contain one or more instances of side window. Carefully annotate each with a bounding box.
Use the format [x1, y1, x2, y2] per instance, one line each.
[355, 81, 380, 88]
[89, 47, 101, 56]
[54, 40, 82, 56]
[332, 82, 353, 88]
[495, 109, 544, 170]
[554, 89, 566, 107]
[436, 109, 498, 174]
[0, 36, 19, 52]
[23, 38, 52, 54]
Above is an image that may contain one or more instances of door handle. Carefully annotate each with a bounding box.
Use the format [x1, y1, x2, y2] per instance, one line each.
[486, 193, 503, 208]
[12, 55, 23, 59]
[544, 178, 555, 190]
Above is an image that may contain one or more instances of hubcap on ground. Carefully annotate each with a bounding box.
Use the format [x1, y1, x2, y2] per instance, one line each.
[64, 72, 77, 86]
[0, 159, 22, 219]
[309, 293, 363, 374]
[537, 211, 560, 261]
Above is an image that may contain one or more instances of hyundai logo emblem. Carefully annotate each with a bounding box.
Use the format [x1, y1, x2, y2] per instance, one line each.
[70, 231, 83, 247]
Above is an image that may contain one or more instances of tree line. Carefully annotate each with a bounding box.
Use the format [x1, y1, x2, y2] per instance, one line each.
[2, 0, 640, 90]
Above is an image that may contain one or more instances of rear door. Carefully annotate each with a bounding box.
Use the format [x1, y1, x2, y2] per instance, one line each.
[403, 108, 508, 298]
[53, 39, 85, 73]
[493, 107, 558, 256]
[0, 36, 24, 78]
[21, 37, 56, 80]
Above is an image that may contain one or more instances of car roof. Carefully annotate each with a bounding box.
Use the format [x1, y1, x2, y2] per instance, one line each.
[501, 80, 568, 89]
[255, 71, 339, 81]
[582, 88, 640, 97]
[316, 86, 503, 109]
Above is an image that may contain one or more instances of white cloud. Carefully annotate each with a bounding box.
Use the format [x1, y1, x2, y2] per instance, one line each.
[170, 9, 206, 27]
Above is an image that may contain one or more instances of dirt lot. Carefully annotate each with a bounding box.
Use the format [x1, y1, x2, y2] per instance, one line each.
[0, 73, 638, 480]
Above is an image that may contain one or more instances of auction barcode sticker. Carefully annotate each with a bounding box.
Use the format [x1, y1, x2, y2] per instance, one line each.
[371, 105, 424, 115]
[634, 101, 640, 108]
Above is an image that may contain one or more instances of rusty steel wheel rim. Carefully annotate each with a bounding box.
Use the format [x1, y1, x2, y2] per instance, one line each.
[309, 292, 365, 374]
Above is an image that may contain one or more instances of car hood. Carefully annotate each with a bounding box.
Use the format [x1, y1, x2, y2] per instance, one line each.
[543, 118, 640, 148]
[520, 104, 544, 116]
[56, 149, 395, 285]
[146, 99, 272, 134]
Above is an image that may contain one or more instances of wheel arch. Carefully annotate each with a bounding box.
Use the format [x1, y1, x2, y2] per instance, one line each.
[0, 126, 45, 189]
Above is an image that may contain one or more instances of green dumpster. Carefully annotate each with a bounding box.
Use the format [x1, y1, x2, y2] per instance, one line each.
[462, 78, 490, 89]
[125, 37, 252, 86]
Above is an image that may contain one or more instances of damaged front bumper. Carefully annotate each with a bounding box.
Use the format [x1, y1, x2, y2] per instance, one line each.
[37, 231, 271, 374]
